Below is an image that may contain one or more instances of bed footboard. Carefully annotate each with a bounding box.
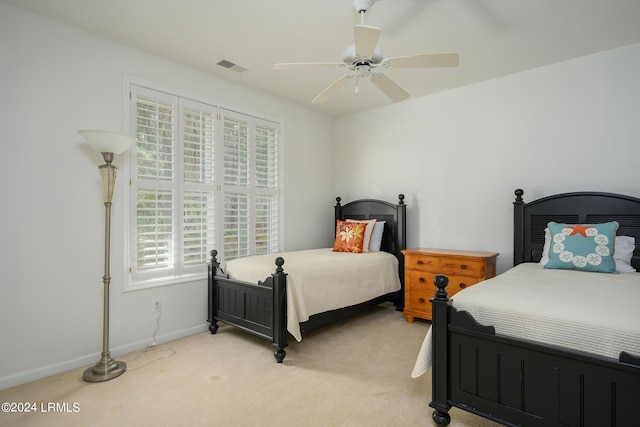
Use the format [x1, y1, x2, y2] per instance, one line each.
[430, 274, 640, 427]
[208, 250, 288, 363]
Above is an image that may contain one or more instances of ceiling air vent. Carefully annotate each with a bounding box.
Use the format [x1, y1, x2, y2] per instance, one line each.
[217, 59, 248, 73]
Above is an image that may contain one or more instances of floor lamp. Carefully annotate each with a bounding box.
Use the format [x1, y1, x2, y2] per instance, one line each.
[79, 129, 136, 382]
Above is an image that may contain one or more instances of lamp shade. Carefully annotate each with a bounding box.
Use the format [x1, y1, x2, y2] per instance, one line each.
[79, 129, 137, 155]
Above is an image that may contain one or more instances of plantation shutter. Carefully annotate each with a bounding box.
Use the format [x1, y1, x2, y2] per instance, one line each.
[221, 112, 251, 260]
[133, 88, 177, 279]
[254, 122, 280, 255]
[220, 110, 280, 261]
[181, 101, 216, 268]
[128, 82, 281, 288]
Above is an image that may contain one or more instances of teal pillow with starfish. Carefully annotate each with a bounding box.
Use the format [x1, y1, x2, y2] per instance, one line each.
[545, 221, 619, 273]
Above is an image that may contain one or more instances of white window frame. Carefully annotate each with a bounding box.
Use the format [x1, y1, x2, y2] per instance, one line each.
[123, 77, 283, 291]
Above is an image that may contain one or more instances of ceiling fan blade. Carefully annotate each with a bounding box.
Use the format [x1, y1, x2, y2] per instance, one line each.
[370, 74, 409, 102]
[273, 62, 344, 70]
[312, 74, 351, 104]
[354, 25, 381, 58]
[384, 53, 459, 68]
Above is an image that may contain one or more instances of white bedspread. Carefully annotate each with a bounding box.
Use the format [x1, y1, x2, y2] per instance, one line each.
[225, 248, 401, 342]
[412, 263, 640, 378]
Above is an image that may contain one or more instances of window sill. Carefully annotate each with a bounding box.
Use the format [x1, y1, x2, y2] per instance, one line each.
[124, 273, 206, 292]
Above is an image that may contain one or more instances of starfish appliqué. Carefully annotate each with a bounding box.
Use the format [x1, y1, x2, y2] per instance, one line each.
[567, 224, 593, 237]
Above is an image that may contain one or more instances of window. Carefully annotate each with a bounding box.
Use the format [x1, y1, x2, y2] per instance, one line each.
[128, 84, 281, 289]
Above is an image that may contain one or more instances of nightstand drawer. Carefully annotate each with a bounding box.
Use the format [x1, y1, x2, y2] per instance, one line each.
[405, 254, 485, 277]
[409, 271, 477, 295]
[442, 274, 480, 296]
[408, 289, 433, 313]
[408, 270, 437, 291]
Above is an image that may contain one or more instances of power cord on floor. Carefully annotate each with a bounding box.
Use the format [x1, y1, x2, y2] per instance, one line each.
[122, 346, 176, 371]
[118, 306, 176, 371]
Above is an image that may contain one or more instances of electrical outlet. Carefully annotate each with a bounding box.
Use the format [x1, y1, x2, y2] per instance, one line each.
[153, 299, 161, 313]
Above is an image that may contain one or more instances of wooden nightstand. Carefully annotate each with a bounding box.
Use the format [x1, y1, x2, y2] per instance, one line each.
[401, 248, 499, 322]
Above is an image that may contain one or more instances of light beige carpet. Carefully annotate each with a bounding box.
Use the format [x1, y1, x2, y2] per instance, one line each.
[0, 304, 500, 427]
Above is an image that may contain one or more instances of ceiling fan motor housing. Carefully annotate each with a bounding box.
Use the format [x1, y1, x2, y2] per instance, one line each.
[342, 44, 383, 67]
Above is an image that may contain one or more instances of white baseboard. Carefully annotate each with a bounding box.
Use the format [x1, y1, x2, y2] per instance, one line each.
[0, 323, 209, 390]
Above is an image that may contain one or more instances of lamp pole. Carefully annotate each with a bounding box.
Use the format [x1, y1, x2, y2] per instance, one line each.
[83, 153, 126, 382]
[79, 130, 135, 382]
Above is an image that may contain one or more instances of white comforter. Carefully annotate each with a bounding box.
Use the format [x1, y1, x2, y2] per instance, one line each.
[412, 263, 640, 378]
[225, 248, 401, 342]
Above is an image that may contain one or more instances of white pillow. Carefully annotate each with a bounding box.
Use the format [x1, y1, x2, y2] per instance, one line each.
[614, 235, 637, 273]
[346, 218, 377, 252]
[540, 228, 552, 265]
[540, 228, 636, 272]
[368, 221, 386, 252]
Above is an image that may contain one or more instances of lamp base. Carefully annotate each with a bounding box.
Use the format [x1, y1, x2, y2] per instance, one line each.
[82, 358, 126, 382]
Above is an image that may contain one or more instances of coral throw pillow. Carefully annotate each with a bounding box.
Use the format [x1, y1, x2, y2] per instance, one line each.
[333, 220, 367, 253]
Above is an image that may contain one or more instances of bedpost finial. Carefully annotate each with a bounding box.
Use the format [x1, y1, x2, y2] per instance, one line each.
[335, 196, 342, 206]
[514, 189, 524, 204]
[275, 256, 285, 273]
[434, 274, 449, 300]
[398, 194, 405, 205]
[209, 250, 220, 268]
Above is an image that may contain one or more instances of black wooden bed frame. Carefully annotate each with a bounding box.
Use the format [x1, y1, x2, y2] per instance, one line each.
[207, 194, 406, 363]
[430, 189, 640, 426]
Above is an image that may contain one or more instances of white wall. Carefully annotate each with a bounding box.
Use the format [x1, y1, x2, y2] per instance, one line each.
[335, 43, 640, 274]
[0, 3, 334, 389]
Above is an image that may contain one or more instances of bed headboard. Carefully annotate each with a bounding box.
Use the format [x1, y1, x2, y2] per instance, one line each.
[334, 194, 407, 278]
[514, 188, 640, 270]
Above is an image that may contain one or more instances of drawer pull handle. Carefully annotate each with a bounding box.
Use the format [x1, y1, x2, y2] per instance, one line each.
[417, 260, 424, 265]
[459, 283, 466, 289]
[419, 277, 425, 283]
[460, 264, 467, 270]
[418, 298, 425, 304]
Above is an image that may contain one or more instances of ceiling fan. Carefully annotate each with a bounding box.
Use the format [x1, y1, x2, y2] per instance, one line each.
[273, 0, 459, 104]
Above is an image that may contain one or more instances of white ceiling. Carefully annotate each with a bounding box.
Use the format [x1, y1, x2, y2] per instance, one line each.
[4, 0, 640, 117]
